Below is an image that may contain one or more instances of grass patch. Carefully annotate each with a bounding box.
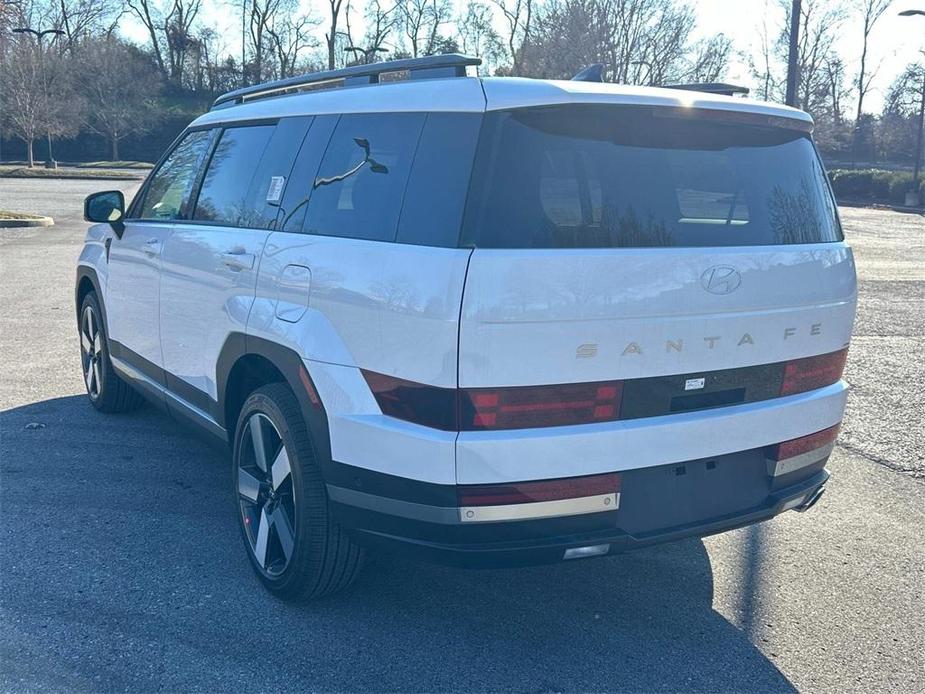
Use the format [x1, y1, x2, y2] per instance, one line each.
[0, 210, 45, 220]
[0, 165, 142, 180]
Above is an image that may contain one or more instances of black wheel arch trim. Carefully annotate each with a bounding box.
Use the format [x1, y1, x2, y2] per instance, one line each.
[217, 333, 335, 481]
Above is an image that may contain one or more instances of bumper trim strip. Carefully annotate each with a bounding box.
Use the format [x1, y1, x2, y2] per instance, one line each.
[767, 441, 835, 477]
[460, 492, 620, 523]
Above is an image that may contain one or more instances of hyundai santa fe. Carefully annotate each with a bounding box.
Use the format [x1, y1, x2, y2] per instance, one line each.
[76, 54, 856, 601]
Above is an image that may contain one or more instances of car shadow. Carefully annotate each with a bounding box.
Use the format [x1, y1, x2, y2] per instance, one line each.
[1, 395, 795, 692]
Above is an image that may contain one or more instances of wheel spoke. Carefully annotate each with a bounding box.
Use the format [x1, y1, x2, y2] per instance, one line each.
[81, 331, 92, 353]
[271, 507, 295, 562]
[86, 309, 95, 341]
[250, 414, 268, 472]
[94, 333, 102, 354]
[270, 446, 291, 491]
[254, 508, 269, 568]
[238, 469, 261, 503]
[85, 362, 95, 393]
[92, 362, 101, 393]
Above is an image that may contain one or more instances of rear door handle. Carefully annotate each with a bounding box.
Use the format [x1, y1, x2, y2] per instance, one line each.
[221, 249, 255, 271]
[142, 238, 161, 256]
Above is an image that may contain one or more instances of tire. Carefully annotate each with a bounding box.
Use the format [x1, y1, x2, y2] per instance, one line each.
[232, 383, 364, 601]
[79, 292, 144, 413]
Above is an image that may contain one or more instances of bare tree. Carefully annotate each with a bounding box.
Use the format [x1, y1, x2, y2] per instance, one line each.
[458, 1, 504, 71]
[0, 30, 77, 166]
[776, 0, 846, 114]
[51, 0, 122, 48]
[854, 0, 891, 121]
[125, 0, 202, 87]
[359, 0, 399, 59]
[324, 0, 345, 69]
[79, 37, 161, 159]
[684, 34, 731, 83]
[490, 0, 532, 73]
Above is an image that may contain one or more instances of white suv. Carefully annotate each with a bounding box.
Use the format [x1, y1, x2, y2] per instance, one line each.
[77, 54, 856, 601]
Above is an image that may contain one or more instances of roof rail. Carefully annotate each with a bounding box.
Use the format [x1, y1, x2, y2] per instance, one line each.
[212, 53, 482, 110]
[663, 82, 750, 97]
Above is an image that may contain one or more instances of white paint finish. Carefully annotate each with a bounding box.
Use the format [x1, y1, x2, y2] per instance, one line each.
[251, 232, 470, 387]
[105, 220, 172, 368]
[274, 264, 312, 323]
[456, 381, 848, 484]
[481, 78, 814, 124]
[306, 359, 458, 484]
[194, 77, 486, 127]
[459, 244, 857, 387]
[159, 224, 269, 399]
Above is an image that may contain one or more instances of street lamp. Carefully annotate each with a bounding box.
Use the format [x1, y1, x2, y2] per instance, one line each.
[12, 27, 65, 169]
[898, 9, 925, 206]
[344, 45, 389, 65]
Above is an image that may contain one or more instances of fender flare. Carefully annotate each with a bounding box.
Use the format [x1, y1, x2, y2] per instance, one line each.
[216, 334, 335, 478]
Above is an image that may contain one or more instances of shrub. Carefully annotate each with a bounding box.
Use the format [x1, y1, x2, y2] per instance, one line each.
[828, 168, 920, 204]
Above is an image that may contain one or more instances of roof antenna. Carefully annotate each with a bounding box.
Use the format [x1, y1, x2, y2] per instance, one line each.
[571, 64, 604, 82]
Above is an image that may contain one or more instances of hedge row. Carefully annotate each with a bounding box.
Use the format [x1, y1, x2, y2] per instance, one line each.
[828, 169, 924, 205]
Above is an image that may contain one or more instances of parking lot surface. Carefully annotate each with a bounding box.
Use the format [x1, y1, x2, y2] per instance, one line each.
[1, 178, 923, 692]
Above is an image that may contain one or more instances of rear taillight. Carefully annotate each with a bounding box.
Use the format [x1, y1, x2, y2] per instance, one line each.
[780, 348, 848, 396]
[362, 371, 623, 431]
[459, 381, 624, 431]
[361, 370, 457, 430]
[769, 424, 840, 461]
[458, 472, 622, 506]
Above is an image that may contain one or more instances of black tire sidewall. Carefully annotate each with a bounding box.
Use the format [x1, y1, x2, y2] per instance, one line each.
[79, 292, 112, 410]
[232, 385, 330, 596]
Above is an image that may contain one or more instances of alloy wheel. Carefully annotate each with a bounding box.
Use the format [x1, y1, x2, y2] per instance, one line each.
[237, 413, 296, 577]
[80, 305, 103, 400]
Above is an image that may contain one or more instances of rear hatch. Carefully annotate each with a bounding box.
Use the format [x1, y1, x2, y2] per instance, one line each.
[458, 103, 856, 417]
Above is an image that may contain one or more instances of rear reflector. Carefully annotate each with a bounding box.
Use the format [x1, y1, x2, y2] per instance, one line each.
[780, 348, 848, 396]
[769, 424, 840, 462]
[564, 544, 611, 560]
[458, 472, 621, 506]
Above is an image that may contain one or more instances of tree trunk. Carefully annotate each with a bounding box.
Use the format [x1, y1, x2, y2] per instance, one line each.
[26, 139, 34, 168]
[112, 135, 119, 162]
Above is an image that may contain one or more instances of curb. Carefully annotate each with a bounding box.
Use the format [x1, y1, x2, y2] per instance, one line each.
[0, 216, 54, 228]
[0, 173, 144, 181]
[837, 199, 925, 214]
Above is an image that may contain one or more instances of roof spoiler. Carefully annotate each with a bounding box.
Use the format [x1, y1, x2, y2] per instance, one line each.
[212, 54, 482, 110]
[663, 82, 750, 97]
[570, 66, 750, 98]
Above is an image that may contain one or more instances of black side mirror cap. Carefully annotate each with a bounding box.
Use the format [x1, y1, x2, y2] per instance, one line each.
[84, 190, 126, 236]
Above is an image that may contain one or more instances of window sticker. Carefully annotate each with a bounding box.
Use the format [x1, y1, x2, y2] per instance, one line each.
[266, 176, 286, 204]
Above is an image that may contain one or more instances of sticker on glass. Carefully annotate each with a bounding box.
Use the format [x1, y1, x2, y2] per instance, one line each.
[266, 176, 286, 204]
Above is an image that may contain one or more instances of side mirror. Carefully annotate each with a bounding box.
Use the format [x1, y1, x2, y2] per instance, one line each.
[84, 190, 125, 235]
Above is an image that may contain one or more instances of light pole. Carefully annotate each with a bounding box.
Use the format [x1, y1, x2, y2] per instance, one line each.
[898, 10, 925, 206]
[785, 0, 802, 107]
[344, 45, 389, 65]
[12, 27, 65, 168]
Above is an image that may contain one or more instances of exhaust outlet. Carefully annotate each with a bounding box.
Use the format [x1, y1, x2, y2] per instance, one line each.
[794, 485, 825, 513]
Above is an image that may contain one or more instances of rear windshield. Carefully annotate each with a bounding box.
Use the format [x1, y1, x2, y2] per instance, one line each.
[462, 105, 841, 248]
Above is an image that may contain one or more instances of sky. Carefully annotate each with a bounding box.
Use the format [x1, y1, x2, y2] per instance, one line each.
[121, 0, 925, 114]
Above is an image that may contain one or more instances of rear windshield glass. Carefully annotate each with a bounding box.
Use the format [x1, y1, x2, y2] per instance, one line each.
[462, 105, 841, 248]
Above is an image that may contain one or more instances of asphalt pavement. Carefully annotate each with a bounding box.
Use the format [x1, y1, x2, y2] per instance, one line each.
[0, 178, 923, 692]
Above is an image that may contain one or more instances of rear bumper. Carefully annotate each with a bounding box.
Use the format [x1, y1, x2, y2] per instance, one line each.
[328, 448, 831, 568]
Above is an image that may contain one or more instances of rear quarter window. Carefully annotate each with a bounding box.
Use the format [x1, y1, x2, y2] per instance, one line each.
[462, 105, 841, 249]
[302, 112, 425, 242]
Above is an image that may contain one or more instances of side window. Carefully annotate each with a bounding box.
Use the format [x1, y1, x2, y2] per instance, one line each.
[396, 113, 481, 247]
[278, 115, 339, 234]
[193, 125, 275, 226]
[137, 130, 214, 220]
[239, 116, 313, 230]
[303, 113, 425, 242]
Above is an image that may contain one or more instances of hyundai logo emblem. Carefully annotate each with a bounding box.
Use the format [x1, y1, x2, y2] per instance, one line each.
[700, 265, 742, 295]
